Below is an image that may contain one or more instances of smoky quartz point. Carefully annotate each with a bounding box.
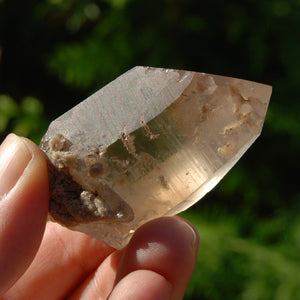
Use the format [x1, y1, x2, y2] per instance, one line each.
[40, 66, 272, 249]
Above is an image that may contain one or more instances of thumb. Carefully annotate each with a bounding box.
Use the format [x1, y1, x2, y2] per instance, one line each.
[0, 134, 49, 295]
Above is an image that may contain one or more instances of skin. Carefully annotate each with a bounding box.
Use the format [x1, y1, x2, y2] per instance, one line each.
[0, 134, 200, 300]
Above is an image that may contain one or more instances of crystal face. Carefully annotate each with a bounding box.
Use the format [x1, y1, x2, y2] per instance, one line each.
[40, 66, 272, 249]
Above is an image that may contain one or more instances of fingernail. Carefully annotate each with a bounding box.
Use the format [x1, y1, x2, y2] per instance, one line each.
[0, 134, 32, 199]
[179, 218, 200, 255]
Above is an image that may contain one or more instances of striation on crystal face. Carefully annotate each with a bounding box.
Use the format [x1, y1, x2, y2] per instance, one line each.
[40, 66, 272, 249]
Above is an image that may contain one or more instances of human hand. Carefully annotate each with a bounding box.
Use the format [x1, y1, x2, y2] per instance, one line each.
[0, 134, 199, 300]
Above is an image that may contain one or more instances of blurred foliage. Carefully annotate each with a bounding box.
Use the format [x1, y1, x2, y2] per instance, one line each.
[1, 0, 300, 299]
[181, 211, 300, 300]
[0, 95, 48, 143]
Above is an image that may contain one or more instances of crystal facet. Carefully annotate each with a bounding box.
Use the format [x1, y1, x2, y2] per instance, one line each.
[40, 66, 272, 249]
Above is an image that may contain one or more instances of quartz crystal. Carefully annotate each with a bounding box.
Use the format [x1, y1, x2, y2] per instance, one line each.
[40, 66, 272, 249]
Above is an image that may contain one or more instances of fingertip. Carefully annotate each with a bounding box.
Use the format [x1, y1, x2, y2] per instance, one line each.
[115, 216, 199, 299]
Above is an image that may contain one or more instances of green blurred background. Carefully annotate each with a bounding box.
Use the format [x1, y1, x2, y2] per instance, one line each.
[1, 0, 299, 299]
